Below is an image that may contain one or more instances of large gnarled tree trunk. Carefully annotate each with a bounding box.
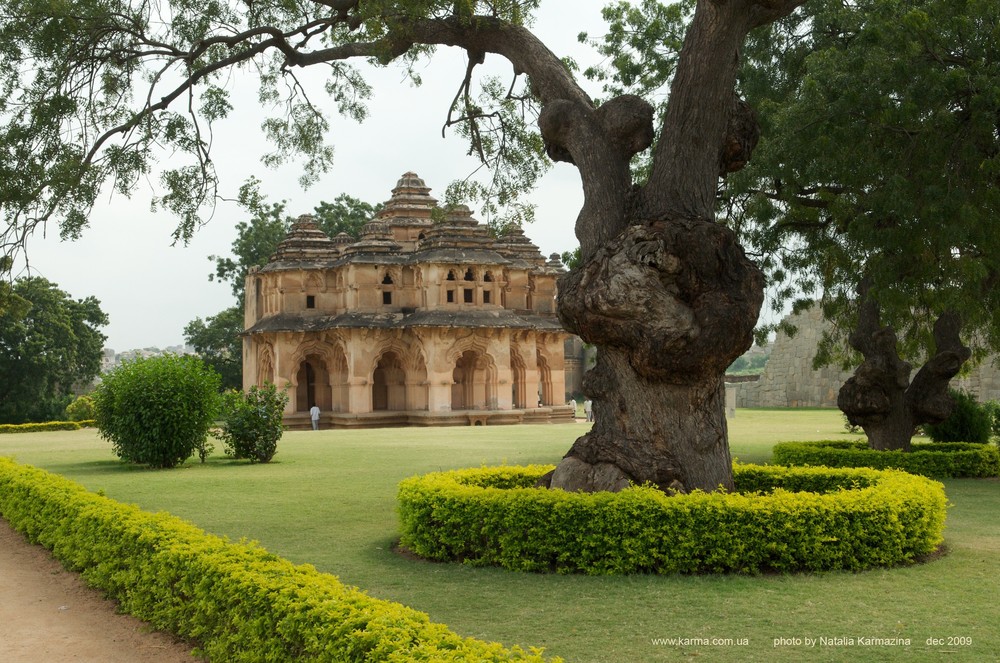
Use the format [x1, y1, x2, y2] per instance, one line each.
[838, 286, 971, 451]
[529, 0, 804, 493]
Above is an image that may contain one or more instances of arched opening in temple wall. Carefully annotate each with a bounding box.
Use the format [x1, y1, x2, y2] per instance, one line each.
[256, 345, 275, 387]
[373, 351, 406, 411]
[452, 349, 496, 410]
[295, 355, 332, 413]
[329, 347, 350, 412]
[408, 353, 429, 411]
[510, 350, 527, 409]
[537, 352, 554, 406]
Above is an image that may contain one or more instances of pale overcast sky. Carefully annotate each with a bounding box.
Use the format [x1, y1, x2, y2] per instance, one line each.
[20, 2, 609, 351]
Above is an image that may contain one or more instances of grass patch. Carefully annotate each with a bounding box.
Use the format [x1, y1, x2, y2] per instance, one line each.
[2, 409, 997, 662]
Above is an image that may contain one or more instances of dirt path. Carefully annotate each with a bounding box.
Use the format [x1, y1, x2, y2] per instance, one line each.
[0, 518, 201, 662]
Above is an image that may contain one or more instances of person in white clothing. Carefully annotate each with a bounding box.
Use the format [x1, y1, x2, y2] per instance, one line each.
[309, 404, 321, 430]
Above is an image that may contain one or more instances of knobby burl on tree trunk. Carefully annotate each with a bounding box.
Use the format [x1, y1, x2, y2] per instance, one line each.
[838, 292, 971, 451]
[540, 218, 763, 493]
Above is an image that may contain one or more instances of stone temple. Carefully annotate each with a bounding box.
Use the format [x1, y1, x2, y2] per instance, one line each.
[242, 172, 575, 428]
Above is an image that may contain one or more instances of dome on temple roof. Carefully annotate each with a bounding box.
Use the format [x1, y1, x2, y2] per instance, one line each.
[378, 170, 437, 213]
[393, 171, 430, 194]
[360, 218, 392, 238]
[493, 223, 545, 264]
[343, 218, 401, 256]
[268, 214, 336, 263]
[545, 252, 567, 272]
[444, 204, 477, 225]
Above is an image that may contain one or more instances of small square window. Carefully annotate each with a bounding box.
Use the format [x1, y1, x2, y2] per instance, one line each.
[382, 291, 392, 305]
[447, 290, 455, 303]
[464, 289, 473, 303]
[306, 295, 316, 309]
[483, 291, 491, 304]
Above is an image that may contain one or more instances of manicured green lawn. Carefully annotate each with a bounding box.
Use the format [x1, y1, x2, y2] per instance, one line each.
[2, 409, 997, 662]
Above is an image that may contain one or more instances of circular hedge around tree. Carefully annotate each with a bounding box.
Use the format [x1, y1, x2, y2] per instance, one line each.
[772, 440, 1000, 478]
[397, 464, 947, 575]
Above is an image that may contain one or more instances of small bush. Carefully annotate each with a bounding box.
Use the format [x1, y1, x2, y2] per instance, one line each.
[193, 436, 215, 464]
[64, 395, 96, 421]
[983, 400, 1000, 439]
[772, 439, 1000, 478]
[93, 354, 221, 468]
[925, 389, 992, 443]
[397, 464, 947, 575]
[218, 383, 288, 463]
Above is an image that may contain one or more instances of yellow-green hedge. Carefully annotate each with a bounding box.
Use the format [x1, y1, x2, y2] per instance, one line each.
[0, 420, 95, 434]
[0, 458, 555, 663]
[772, 440, 1000, 478]
[397, 464, 947, 575]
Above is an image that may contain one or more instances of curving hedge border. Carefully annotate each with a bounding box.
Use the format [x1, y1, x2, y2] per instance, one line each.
[397, 464, 947, 575]
[0, 457, 555, 663]
[772, 440, 1000, 478]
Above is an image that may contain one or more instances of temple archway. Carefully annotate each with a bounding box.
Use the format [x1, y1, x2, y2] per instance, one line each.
[407, 352, 429, 411]
[256, 344, 275, 387]
[452, 349, 496, 410]
[510, 349, 527, 409]
[373, 351, 406, 411]
[329, 347, 350, 412]
[537, 352, 553, 406]
[295, 355, 331, 413]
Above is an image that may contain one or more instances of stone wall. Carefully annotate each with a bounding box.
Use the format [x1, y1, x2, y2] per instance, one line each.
[735, 306, 1000, 408]
[956, 362, 1000, 403]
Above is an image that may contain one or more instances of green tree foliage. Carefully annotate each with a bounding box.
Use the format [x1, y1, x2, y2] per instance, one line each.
[924, 390, 993, 444]
[0, 0, 543, 268]
[726, 352, 768, 375]
[209, 194, 379, 301]
[209, 203, 290, 302]
[218, 383, 289, 463]
[560, 247, 581, 270]
[94, 355, 221, 468]
[65, 395, 96, 421]
[183, 306, 244, 391]
[586, 0, 1000, 358]
[730, 0, 1000, 363]
[587, 0, 1000, 451]
[0, 277, 107, 424]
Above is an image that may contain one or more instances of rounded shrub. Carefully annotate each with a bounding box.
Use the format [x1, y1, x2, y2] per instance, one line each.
[925, 389, 992, 443]
[983, 400, 1000, 439]
[64, 395, 96, 421]
[397, 464, 947, 575]
[94, 354, 221, 468]
[218, 383, 288, 463]
[772, 439, 1000, 478]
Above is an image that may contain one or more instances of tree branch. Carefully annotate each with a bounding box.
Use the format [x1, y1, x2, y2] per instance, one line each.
[906, 310, 971, 424]
[645, 0, 807, 220]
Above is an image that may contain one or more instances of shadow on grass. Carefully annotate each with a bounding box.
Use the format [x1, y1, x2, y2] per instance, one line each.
[42, 456, 270, 476]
